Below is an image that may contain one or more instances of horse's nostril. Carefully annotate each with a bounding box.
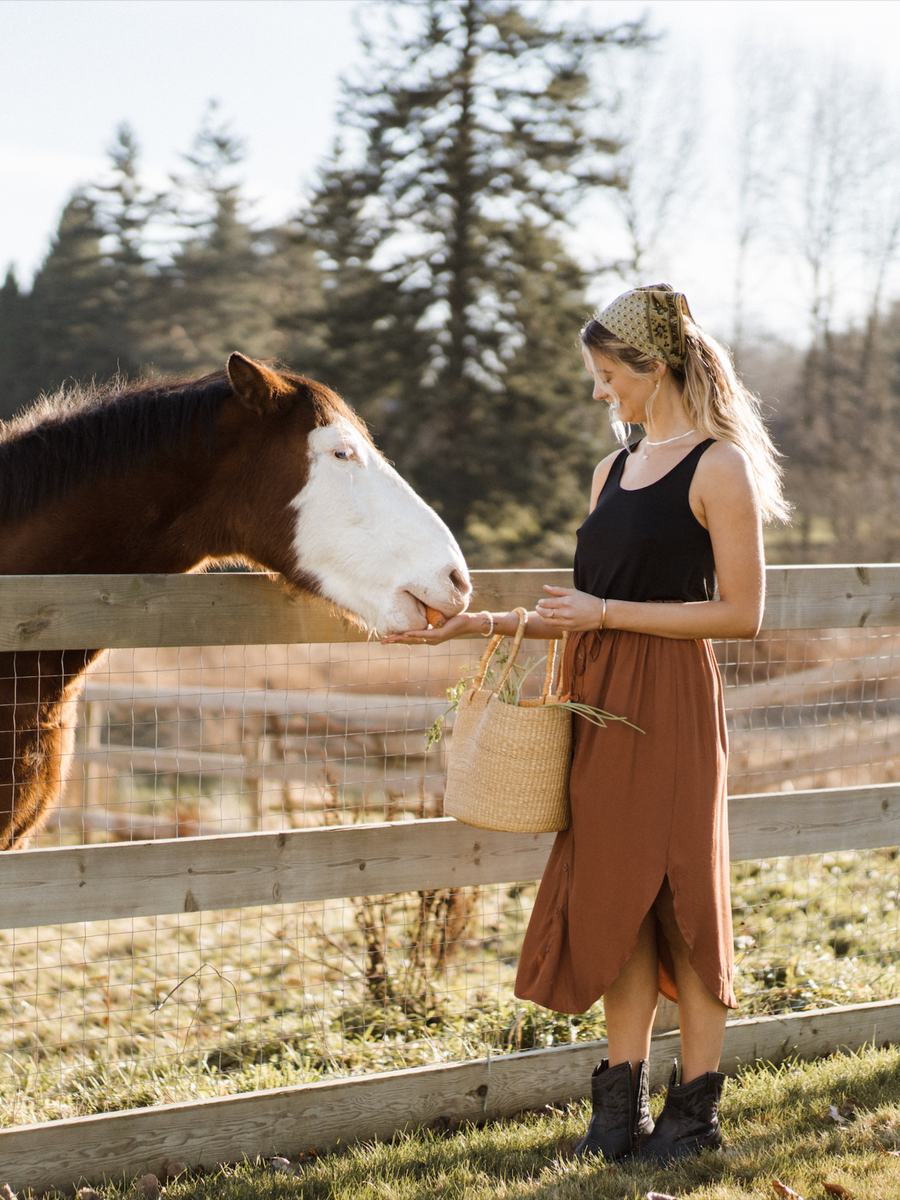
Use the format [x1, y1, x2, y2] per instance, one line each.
[449, 567, 470, 595]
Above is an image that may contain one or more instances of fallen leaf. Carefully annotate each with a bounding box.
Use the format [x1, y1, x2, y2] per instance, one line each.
[77, 1191, 101, 1200]
[554, 1137, 576, 1159]
[138, 1175, 160, 1200]
[160, 1160, 186, 1182]
[773, 1181, 804, 1199]
[269, 1159, 292, 1174]
[828, 1105, 849, 1126]
[823, 1185, 853, 1198]
[838, 1099, 859, 1120]
[880, 1147, 900, 1157]
[0, 1186, 16, 1200]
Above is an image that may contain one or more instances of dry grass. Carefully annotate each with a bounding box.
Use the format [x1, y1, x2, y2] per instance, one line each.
[16, 1045, 900, 1200]
[3, 846, 900, 1128]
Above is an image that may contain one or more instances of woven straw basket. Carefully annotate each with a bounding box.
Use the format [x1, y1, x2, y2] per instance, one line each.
[443, 608, 572, 833]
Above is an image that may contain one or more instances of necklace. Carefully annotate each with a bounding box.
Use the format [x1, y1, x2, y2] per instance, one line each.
[643, 428, 696, 452]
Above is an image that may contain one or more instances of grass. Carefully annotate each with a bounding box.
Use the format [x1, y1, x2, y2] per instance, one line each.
[3, 847, 900, 1129]
[25, 1045, 900, 1200]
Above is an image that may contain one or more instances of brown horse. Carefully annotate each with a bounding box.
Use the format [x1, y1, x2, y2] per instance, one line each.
[0, 353, 470, 848]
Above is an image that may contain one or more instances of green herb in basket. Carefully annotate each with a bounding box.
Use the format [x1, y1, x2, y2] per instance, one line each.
[425, 643, 641, 753]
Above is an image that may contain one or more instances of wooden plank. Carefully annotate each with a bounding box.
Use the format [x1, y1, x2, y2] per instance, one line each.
[0, 570, 574, 651]
[0, 563, 897, 651]
[82, 682, 451, 728]
[725, 649, 900, 713]
[2, 997, 899, 1191]
[77, 748, 430, 781]
[0, 819, 557, 929]
[728, 782, 900, 859]
[730, 728, 900, 788]
[79, 747, 249, 775]
[0, 573, 369, 650]
[762, 563, 900, 630]
[6, 783, 900, 929]
[469, 568, 572, 613]
[474, 564, 900, 632]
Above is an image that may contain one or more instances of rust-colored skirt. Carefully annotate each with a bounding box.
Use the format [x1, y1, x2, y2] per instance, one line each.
[515, 628, 736, 1015]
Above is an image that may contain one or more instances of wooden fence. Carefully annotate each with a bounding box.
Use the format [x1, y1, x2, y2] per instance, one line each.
[3, 564, 900, 1190]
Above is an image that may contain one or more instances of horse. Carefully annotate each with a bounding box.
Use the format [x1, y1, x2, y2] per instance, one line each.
[0, 352, 471, 849]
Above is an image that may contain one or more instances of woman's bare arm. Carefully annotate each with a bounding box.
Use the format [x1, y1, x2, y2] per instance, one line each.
[379, 606, 560, 646]
[537, 442, 764, 640]
[383, 442, 764, 646]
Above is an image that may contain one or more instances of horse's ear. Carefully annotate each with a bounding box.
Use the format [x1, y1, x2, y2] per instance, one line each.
[227, 352, 291, 414]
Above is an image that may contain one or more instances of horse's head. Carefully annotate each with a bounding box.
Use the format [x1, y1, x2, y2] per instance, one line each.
[224, 353, 471, 635]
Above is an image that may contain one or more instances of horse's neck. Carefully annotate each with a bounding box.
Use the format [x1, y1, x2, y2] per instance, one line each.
[0, 462, 224, 576]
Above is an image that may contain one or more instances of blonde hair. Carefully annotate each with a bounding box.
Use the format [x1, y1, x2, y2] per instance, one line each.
[580, 316, 790, 524]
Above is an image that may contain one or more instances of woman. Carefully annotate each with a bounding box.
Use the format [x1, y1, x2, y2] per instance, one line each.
[384, 284, 788, 1164]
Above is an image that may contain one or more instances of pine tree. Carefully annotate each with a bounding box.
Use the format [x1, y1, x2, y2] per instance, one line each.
[5, 130, 163, 410]
[89, 124, 166, 378]
[25, 192, 120, 398]
[0, 267, 33, 418]
[302, 0, 645, 561]
[149, 103, 323, 375]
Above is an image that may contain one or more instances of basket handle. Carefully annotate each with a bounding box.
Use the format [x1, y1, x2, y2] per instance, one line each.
[541, 629, 570, 701]
[471, 609, 529, 694]
[488, 607, 529, 697]
[473, 633, 505, 690]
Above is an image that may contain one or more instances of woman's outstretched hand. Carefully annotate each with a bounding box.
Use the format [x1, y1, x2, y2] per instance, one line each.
[382, 588, 608, 645]
[535, 585, 607, 631]
[380, 612, 479, 646]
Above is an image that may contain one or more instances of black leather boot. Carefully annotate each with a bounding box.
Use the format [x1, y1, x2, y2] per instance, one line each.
[637, 1060, 725, 1164]
[574, 1058, 654, 1160]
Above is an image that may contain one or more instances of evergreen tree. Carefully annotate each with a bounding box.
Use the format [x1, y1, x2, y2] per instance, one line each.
[303, 0, 645, 561]
[149, 103, 323, 375]
[89, 124, 166, 378]
[2, 129, 163, 413]
[259, 221, 327, 373]
[25, 191, 119, 398]
[0, 267, 33, 418]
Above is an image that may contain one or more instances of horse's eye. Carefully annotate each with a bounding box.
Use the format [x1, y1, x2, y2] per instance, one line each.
[333, 449, 352, 460]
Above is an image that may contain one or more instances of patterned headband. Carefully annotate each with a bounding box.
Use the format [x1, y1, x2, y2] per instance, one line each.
[595, 283, 693, 370]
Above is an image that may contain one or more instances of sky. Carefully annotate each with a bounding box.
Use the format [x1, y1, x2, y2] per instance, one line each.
[2, 0, 900, 342]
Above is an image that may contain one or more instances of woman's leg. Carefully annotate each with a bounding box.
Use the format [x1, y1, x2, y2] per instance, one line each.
[576, 909, 659, 1160]
[654, 880, 727, 1081]
[603, 907, 660, 1075]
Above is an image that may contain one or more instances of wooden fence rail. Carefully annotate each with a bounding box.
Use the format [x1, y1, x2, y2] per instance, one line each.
[3, 782, 900, 930]
[3, 564, 900, 1189]
[5, 1002, 900, 1193]
[0, 563, 898, 650]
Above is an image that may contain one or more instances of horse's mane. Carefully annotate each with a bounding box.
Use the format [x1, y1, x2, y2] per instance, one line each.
[0, 371, 234, 525]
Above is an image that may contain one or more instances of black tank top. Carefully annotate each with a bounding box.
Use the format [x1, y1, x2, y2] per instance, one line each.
[573, 439, 716, 603]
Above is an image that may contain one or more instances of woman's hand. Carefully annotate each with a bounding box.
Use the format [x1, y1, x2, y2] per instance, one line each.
[535, 586, 606, 631]
[380, 612, 484, 646]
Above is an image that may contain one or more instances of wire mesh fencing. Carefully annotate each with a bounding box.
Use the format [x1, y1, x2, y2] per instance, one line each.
[3, 627, 900, 1126]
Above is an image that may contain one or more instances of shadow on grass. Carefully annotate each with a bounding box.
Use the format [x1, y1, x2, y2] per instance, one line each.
[112, 1047, 900, 1200]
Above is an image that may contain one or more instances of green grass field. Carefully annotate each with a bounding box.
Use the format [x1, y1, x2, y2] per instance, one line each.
[26, 1046, 900, 1200]
[2, 847, 900, 1129]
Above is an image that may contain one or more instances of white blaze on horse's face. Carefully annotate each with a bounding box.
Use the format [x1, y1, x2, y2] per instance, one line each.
[291, 418, 471, 634]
